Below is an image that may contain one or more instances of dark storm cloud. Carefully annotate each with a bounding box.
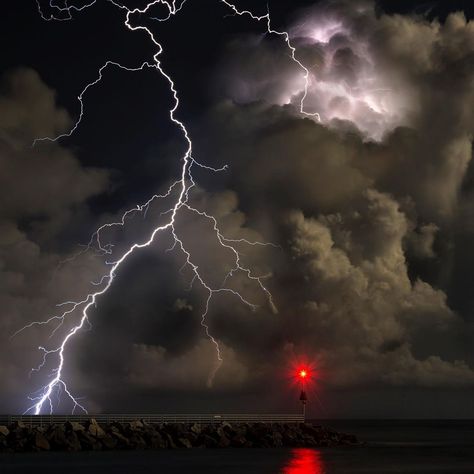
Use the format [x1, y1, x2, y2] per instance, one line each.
[183, 1, 474, 391]
[0, 69, 109, 412]
[67, 187, 278, 410]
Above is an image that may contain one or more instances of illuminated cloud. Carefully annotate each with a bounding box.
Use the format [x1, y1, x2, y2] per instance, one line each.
[221, 0, 414, 141]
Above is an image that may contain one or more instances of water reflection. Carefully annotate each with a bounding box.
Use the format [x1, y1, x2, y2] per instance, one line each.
[282, 448, 325, 473]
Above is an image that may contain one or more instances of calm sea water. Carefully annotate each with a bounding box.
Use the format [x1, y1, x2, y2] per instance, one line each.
[2, 420, 474, 473]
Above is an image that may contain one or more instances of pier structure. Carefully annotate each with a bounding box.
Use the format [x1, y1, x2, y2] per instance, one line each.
[0, 413, 304, 426]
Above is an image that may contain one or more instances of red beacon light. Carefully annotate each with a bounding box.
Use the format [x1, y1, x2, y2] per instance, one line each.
[291, 362, 315, 420]
[297, 368, 309, 420]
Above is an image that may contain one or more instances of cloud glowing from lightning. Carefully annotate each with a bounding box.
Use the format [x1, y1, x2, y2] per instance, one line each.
[17, 0, 326, 414]
[290, 13, 409, 141]
[224, 2, 411, 141]
[221, 0, 321, 121]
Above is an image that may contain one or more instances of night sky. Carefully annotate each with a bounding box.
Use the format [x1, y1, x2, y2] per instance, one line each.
[1, 0, 474, 418]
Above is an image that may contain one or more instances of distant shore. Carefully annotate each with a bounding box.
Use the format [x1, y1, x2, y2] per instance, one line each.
[0, 419, 361, 452]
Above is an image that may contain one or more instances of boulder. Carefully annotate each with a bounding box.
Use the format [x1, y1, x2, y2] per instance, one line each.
[101, 435, 118, 450]
[148, 433, 167, 449]
[230, 434, 247, 447]
[65, 421, 85, 432]
[11, 421, 26, 430]
[178, 437, 193, 448]
[165, 433, 177, 449]
[199, 434, 218, 448]
[282, 430, 298, 446]
[258, 434, 274, 448]
[167, 423, 185, 438]
[129, 433, 147, 449]
[221, 421, 233, 432]
[77, 431, 102, 451]
[33, 432, 50, 451]
[87, 419, 106, 438]
[271, 431, 283, 447]
[65, 431, 82, 451]
[302, 434, 317, 447]
[340, 433, 358, 445]
[217, 434, 231, 448]
[111, 431, 130, 448]
[128, 420, 144, 430]
[110, 422, 126, 434]
[47, 426, 69, 450]
[190, 423, 202, 435]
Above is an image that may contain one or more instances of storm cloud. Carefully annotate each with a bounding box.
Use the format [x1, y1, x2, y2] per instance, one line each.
[192, 1, 474, 391]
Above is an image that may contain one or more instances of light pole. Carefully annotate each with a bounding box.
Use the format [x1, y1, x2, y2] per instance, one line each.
[298, 368, 308, 421]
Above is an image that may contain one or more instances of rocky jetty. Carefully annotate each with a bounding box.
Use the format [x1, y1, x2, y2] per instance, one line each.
[0, 419, 360, 452]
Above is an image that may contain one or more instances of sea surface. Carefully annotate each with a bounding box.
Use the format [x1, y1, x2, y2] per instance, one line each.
[2, 420, 474, 473]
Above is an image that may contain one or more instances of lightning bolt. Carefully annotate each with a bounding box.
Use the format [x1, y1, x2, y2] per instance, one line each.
[18, 0, 311, 415]
[220, 0, 321, 121]
[35, 0, 97, 21]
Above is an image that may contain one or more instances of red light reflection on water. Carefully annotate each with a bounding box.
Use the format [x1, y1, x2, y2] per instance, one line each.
[282, 448, 325, 474]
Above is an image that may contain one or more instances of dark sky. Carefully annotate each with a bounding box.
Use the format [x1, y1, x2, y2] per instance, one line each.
[1, 0, 474, 418]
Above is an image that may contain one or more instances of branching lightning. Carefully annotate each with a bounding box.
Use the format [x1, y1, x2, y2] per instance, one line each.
[221, 0, 321, 121]
[18, 0, 312, 414]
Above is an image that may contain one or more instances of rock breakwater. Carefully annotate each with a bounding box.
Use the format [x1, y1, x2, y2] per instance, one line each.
[0, 419, 360, 452]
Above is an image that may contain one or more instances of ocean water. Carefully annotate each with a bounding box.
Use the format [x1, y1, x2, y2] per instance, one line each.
[2, 420, 474, 473]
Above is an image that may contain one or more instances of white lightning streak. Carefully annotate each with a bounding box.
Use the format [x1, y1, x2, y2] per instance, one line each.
[33, 60, 158, 146]
[35, 0, 97, 21]
[21, 0, 279, 414]
[221, 0, 320, 121]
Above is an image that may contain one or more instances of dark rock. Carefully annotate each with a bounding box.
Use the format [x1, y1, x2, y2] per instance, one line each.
[77, 431, 102, 451]
[217, 434, 231, 448]
[190, 423, 201, 435]
[33, 432, 50, 451]
[129, 433, 147, 449]
[65, 431, 82, 451]
[302, 434, 317, 447]
[101, 435, 118, 450]
[165, 433, 177, 449]
[282, 430, 298, 446]
[147, 433, 166, 449]
[178, 437, 193, 448]
[46, 426, 68, 450]
[10, 421, 26, 430]
[199, 434, 218, 448]
[86, 419, 106, 438]
[340, 433, 358, 445]
[221, 421, 233, 433]
[271, 431, 283, 447]
[230, 434, 247, 447]
[65, 421, 85, 433]
[109, 422, 126, 435]
[128, 420, 144, 431]
[110, 431, 130, 448]
[166, 423, 186, 438]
